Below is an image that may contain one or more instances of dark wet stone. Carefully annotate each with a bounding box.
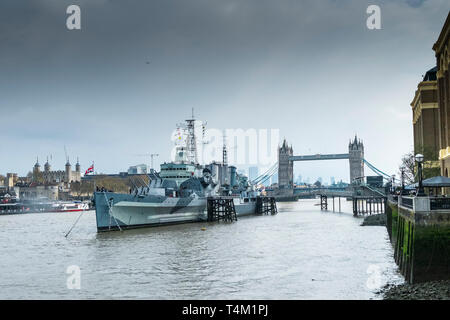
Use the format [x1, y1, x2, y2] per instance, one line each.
[380, 280, 450, 300]
[361, 213, 386, 226]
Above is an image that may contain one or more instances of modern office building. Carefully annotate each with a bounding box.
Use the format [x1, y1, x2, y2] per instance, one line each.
[127, 164, 149, 174]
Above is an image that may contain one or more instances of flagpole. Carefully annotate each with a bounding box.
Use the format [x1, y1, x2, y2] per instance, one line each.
[93, 161, 96, 195]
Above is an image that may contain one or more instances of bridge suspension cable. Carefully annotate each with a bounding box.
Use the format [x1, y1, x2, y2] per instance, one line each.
[251, 162, 276, 182]
[253, 164, 278, 185]
[251, 162, 278, 185]
[258, 166, 278, 185]
[363, 159, 398, 182]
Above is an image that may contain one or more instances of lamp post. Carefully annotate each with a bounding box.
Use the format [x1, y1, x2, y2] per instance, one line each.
[391, 175, 396, 194]
[400, 166, 405, 195]
[415, 153, 425, 196]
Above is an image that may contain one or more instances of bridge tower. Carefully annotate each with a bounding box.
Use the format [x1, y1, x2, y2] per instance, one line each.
[278, 139, 294, 188]
[348, 135, 364, 184]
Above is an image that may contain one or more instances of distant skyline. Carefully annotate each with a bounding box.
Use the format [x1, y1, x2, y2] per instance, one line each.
[1, 1, 449, 182]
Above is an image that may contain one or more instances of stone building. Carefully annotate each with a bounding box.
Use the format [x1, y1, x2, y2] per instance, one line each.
[3, 173, 18, 188]
[433, 12, 450, 177]
[410, 67, 440, 169]
[278, 139, 293, 188]
[33, 157, 81, 184]
[348, 135, 364, 184]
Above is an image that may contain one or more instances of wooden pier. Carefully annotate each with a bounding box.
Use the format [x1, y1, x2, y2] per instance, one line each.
[207, 197, 237, 222]
[320, 195, 328, 210]
[256, 196, 277, 215]
[318, 192, 386, 216]
[352, 196, 386, 216]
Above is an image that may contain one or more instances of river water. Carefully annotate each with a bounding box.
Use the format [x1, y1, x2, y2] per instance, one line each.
[0, 199, 404, 299]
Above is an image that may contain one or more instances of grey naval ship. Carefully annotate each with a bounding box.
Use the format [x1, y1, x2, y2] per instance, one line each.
[94, 113, 260, 232]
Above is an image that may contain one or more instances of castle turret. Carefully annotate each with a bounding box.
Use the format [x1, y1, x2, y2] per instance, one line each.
[76, 157, 80, 173]
[33, 157, 41, 174]
[32, 157, 41, 182]
[65, 158, 72, 183]
[44, 157, 51, 173]
[348, 135, 364, 183]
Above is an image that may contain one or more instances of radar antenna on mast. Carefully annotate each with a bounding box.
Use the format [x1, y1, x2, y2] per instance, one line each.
[185, 109, 198, 164]
[222, 131, 228, 166]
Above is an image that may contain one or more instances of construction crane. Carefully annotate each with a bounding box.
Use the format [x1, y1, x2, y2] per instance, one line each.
[64, 145, 69, 163]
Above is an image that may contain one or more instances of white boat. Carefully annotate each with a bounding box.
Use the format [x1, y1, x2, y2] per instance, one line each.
[52, 201, 90, 212]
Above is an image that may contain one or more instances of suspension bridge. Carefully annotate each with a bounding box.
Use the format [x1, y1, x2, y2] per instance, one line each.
[250, 136, 397, 215]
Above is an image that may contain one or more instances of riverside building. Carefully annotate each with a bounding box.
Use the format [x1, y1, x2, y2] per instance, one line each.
[433, 12, 450, 177]
[410, 67, 440, 169]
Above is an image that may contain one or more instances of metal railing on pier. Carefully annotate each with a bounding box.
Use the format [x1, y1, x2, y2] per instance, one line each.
[430, 197, 450, 210]
[400, 197, 413, 209]
[398, 195, 450, 211]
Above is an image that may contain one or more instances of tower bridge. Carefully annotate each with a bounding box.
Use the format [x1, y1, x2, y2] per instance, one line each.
[278, 135, 364, 188]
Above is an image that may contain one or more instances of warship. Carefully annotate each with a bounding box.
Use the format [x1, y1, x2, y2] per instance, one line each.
[94, 113, 261, 231]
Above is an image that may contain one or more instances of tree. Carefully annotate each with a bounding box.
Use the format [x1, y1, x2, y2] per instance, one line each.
[399, 149, 441, 185]
[70, 180, 95, 198]
[313, 180, 322, 188]
[399, 151, 416, 185]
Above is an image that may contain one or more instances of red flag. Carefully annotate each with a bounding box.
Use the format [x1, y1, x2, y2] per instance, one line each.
[85, 164, 94, 175]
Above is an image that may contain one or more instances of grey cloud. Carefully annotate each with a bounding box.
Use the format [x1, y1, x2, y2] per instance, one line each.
[1, 0, 449, 180]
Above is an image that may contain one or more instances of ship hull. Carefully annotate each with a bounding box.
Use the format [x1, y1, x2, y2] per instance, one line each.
[94, 192, 257, 232]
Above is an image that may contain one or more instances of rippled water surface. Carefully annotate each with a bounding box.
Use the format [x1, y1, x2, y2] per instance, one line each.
[0, 199, 404, 299]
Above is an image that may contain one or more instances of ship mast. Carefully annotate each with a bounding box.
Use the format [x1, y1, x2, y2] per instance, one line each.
[222, 131, 228, 166]
[185, 108, 198, 165]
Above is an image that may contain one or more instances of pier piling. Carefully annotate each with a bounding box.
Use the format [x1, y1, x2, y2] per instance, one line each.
[320, 195, 328, 210]
[352, 196, 386, 216]
[207, 197, 237, 222]
[256, 196, 277, 215]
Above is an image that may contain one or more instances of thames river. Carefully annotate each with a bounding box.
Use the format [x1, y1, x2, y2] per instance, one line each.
[0, 199, 403, 299]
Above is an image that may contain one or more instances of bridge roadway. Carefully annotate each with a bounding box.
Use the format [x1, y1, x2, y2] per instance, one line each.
[316, 190, 354, 197]
[289, 153, 349, 161]
[295, 184, 386, 198]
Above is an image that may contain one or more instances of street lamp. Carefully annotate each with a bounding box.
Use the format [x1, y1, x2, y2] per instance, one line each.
[391, 175, 396, 194]
[400, 166, 405, 195]
[415, 153, 425, 196]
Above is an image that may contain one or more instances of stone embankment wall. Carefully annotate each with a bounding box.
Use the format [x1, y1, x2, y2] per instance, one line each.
[386, 199, 450, 284]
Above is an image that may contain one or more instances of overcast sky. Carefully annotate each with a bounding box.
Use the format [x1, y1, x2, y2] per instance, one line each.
[1, 0, 449, 183]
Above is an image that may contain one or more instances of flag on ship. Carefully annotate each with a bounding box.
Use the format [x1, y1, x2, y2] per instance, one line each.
[85, 163, 94, 175]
